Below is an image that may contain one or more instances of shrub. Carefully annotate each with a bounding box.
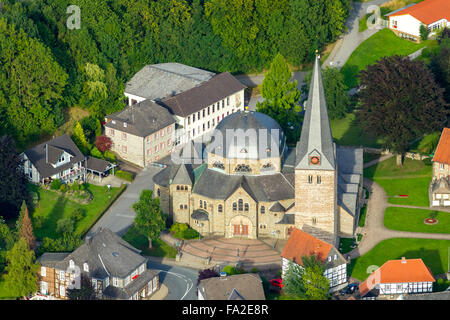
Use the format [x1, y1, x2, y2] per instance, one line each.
[70, 208, 85, 222]
[38, 233, 83, 255]
[59, 184, 67, 193]
[420, 24, 429, 41]
[182, 228, 200, 239]
[251, 267, 259, 273]
[115, 170, 134, 182]
[90, 146, 104, 159]
[170, 223, 188, 235]
[429, 211, 438, 219]
[422, 158, 432, 166]
[104, 150, 116, 163]
[56, 218, 74, 234]
[50, 179, 62, 190]
[71, 182, 80, 191]
[30, 191, 39, 207]
[96, 135, 112, 153]
[222, 265, 245, 276]
[33, 216, 44, 229]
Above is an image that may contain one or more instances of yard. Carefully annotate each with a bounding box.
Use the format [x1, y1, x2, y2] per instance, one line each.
[364, 157, 432, 207]
[384, 207, 450, 234]
[31, 183, 125, 239]
[122, 226, 177, 258]
[330, 112, 384, 148]
[349, 238, 450, 281]
[340, 28, 428, 88]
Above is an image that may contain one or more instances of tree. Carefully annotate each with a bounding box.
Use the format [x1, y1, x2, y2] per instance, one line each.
[72, 121, 89, 154]
[2, 238, 40, 298]
[358, 56, 449, 166]
[0, 135, 28, 220]
[256, 53, 302, 143]
[133, 190, 166, 249]
[0, 218, 16, 271]
[282, 255, 331, 300]
[95, 135, 112, 153]
[322, 67, 350, 119]
[67, 274, 96, 300]
[430, 39, 450, 103]
[17, 202, 36, 251]
[56, 218, 75, 234]
[420, 24, 429, 41]
[197, 268, 219, 285]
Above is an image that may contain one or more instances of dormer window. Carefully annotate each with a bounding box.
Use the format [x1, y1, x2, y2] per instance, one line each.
[69, 260, 75, 268]
[83, 263, 89, 272]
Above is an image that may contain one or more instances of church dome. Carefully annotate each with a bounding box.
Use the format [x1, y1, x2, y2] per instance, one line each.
[207, 110, 286, 161]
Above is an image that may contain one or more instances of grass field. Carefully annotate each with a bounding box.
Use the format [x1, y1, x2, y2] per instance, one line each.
[32, 184, 124, 239]
[330, 112, 384, 148]
[384, 207, 450, 234]
[350, 238, 450, 281]
[122, 226, 177, 258]
[341, 29, 428, 88]
[364, 157, 432, 206]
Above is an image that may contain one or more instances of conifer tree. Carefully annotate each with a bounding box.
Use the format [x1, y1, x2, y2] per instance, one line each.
[72, 121, 89, 154]
[18, 202, 36, 251]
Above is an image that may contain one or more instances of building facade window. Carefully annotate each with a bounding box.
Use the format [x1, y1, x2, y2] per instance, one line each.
[84, 263, 89, 272]
[261, 206, 265, 214]
[218, 204, 223, 212]
[238, 199, 243, 211]
[244, 203, 249, 211]
[317, 176, 321, 184]
[41, 266, 46, 277]
[122, 133, 127, 140]
[308, 175, 313, 184]
[233, 202, 237, 211]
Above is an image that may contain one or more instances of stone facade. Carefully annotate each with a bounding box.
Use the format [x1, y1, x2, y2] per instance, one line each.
[208, 153, 281, 175]
[294, 169, 338, 245]
[106, 123, 175, 167]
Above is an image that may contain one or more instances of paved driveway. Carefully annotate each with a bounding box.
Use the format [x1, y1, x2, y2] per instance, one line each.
[86, 166, 164, 237]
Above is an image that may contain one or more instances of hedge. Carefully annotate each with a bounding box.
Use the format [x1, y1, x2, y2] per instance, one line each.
[115, 170, 134, 182]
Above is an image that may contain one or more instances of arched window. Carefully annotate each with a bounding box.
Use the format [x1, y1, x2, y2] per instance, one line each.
[157, 188, 161, 197]
[308, 175, 313, 184]
[176, 185, 180, 190]
[233, 202, 237, 211]
[238, 199, 243, 211]
[244, 203, 249, 211]
[204, 201, 207, 208]
[184, 205, 187, 209]
[180, 204, 183, 209]
[69, 260, 74, 268]
[200, 200, 203, 208]
[261, 206, 265, 214]
[312, 217, 317, 225]
[317, 176, 321, 184]
[235, 164, 252, 173]
[218, 204, 223, 213]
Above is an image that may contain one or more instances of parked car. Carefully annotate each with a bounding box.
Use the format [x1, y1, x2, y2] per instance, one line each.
[269, 278, 284, 288]
[340, 283, 359, 295]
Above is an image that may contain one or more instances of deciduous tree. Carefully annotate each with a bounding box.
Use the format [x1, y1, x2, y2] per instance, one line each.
[358, 55, 449, 166]
[133, 190, 166, 249]
[95, 135, 112, 153]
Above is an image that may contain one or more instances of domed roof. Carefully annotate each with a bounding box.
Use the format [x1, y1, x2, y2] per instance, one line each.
[207, 111, 286, 160]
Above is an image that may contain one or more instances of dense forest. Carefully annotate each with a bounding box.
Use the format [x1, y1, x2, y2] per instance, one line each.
[0, 0, 351, 148]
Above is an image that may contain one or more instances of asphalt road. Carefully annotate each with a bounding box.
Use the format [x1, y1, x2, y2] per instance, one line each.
[86, 165, 164, 237]
[148, 260, 199, 300]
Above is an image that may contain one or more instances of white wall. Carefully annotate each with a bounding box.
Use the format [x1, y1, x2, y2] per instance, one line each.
[379, 281, 433, 295]
[390, 14, 422, 37]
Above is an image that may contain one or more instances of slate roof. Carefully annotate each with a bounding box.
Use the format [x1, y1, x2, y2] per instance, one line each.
[153, 163, 196, 188]
[125, 63, 215, 101]
[86, 156, 115, 173]
[191, 168, 294, 202]
[102, 269, 158, 300]
[105, 100, 176, 138]
[296, 55, 336, 171]
[23, 134, 85, 179]
[198, 274, 265, 300]
[159, 72, 246, 117]
[191, 209, 209, 221]
[269, 202, 286, 212]
[276, 213, 295, 225]
[172, 163, 195, 186]
[39, 228, 146, 280]
[207, 110, 286, 161]
[432, 128, 450, 165]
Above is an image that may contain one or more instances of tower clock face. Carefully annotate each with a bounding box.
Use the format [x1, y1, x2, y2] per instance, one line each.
[310, 156, 320, 165]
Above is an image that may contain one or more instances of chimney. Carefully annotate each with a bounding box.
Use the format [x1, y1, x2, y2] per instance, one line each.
[401, 257, 407, 264]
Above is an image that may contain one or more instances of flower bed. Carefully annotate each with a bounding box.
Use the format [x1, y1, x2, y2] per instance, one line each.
[424, 218, 438, 225]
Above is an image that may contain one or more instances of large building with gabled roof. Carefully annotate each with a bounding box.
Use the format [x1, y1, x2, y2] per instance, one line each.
[152, 56, 364, 246]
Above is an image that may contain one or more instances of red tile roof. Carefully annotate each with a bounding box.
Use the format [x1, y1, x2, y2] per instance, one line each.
[281, 228, 332, 265]
[388, 0, 450, 25]
[433, 128, 450, 165]
[359, 258, 435, 297]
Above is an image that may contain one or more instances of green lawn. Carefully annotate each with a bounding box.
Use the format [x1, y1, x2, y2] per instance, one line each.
[330, 112, 384, 147]
[350, 238, 450, 281]
[122, 226, 177, 258]
[384, 207, 450, 234]
[364, 157, 432, 207]
[32, 184, 124, 239]
[339, 238, 356, 254]
[341, 28, 428, 88]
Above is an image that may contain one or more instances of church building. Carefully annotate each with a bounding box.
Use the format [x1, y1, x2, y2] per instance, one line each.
[153, 56, 364, 246]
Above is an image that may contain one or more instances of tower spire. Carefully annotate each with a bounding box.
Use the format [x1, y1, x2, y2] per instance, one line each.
[295, 55, 335, 170]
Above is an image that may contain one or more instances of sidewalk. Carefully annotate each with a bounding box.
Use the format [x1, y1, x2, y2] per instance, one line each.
[149, 284, 169, 300]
